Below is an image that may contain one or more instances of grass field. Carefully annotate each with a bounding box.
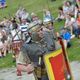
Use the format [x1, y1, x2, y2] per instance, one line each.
[0, 0, 80, 68]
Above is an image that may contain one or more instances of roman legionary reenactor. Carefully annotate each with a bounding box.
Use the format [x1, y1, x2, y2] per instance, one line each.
[11, 20, 23, 61]
[16, 23, 60, 80]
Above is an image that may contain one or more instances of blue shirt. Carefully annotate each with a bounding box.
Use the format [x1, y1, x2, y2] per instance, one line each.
[0, 0, 6, 3]
[62, 32, 71, 40]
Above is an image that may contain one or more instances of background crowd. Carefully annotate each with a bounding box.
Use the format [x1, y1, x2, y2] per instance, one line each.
[0, 0, 80, 60]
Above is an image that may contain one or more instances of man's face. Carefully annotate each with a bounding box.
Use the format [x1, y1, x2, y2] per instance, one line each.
[37, 31, 43, 38]
[37, 29, 44, 38]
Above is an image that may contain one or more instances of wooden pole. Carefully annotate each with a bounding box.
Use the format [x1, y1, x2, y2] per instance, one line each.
[58, 37, 74, 80]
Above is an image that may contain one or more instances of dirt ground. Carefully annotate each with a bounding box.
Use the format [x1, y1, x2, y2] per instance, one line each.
[0, 61, 80, 80]
[70, 61, 80, 80]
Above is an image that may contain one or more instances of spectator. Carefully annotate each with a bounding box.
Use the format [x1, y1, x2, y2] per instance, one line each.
[63, 1, 75, 15]
[56, 6, 65, 21]
[43, 9, 53, 23]
[74, 4, 79, 19]
[21, 9, 29, 20]
[16, 7, 23, 19]
[31, 12, 40, 24]
[77, 12, 80, 38]
[0, 25, 7, 58]
[0, 26, 3, 58]
[63, 1, 69, 15]
[1, 28, 8, 57]
[0, 0, 7, 8]
[16, 8, 30, 23]
[31, 13, 38, 21]
[61, 28, 71, 48]
[77, 12, 80, 25]
[65, 14, 78, 36]
[66, 1, 75, 15]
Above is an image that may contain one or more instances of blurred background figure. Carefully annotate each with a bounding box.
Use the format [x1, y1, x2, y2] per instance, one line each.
[56, 6, 65, 22]
[76, 0, 80, 8]
[0, 25, 8, 58]
[60, 28, 71, 49]
[43, 9, 54, 24]
[16, 7, 31, 24]
[0, 0, 7, 9]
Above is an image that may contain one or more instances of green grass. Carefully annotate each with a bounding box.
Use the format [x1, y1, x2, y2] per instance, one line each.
[0, 0, 80, 68]
[0, 53, 16, 68]
[68, 38, 80, 61]
[0, 0, 63, 19]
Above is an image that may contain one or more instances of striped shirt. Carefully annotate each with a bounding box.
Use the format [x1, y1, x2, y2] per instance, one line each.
[19, 24, 29, 32]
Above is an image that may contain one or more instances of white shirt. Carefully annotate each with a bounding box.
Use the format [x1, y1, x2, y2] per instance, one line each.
[11, 29, 21, 41]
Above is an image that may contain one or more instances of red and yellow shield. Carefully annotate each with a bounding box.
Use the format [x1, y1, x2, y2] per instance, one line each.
[44, 49, 73, 80]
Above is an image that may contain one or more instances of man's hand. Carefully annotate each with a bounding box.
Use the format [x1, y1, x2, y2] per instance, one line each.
[17, 64, 34, 74]
[26, 64, 34, 74]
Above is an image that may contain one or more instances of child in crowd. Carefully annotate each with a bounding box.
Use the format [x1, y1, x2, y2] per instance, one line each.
[60, 28, 71, 48]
